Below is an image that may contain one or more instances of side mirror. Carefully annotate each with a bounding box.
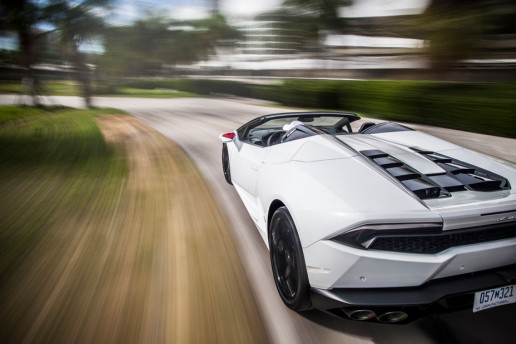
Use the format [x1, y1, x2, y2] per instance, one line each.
[219, 132, 236, 143]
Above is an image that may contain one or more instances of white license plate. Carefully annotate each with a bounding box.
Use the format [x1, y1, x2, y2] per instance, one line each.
[473, 285, 516, 313]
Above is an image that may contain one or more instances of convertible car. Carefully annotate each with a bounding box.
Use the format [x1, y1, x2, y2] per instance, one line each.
[219, 111, 516, 323]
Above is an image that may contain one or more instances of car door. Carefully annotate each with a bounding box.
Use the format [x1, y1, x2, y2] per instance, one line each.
[232, 141, 269, 197]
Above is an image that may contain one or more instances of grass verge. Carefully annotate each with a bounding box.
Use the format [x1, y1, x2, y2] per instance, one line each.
[0, 106, 128, 280]
[0, 106, 266, 343]
[0, 81, 197, 98]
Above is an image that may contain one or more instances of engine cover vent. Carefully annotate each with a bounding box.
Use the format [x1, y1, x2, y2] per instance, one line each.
[361, 149, 511, 200]
[414, 149, 511, 192]
[361, 150, 447, 200]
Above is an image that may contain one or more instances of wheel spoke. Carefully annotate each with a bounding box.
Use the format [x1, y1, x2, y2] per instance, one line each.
[277, 239, 285, 253]
[285, 278, 296, 298]
[284, 263, 293, 279]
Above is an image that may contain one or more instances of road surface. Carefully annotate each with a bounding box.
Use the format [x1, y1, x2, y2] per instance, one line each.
[2, 94, 516, 344]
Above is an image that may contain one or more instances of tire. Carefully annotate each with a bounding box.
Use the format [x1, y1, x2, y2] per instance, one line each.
[222, 143, 232, 185]
[269, 206, 311, 311]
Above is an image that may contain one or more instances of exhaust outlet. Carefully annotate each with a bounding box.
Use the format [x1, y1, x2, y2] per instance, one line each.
[344, 309, 376, 321]
[377, 311, 408, 323]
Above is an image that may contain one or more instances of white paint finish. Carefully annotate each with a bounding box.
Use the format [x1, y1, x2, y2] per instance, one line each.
[341, 134, 447, 175]
[227, 111, 516, 293]
[373, 130, 462, 152]
[256, 157, 437, 247]
[230, 141, 269, 196]
[304, 237, 516, 289]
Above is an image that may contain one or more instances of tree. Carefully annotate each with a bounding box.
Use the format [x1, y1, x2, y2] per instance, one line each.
[185, 13, 240, 61]
[0, 0, 43, 105]
[98, 13, 239, 78]
[43, 0, 113, 108]
[283, 0, 352, 31]
[273, 0, 353, 54]
[422, 0, 516, 71]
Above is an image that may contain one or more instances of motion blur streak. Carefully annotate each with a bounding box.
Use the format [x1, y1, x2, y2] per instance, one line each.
[0, 115, 267, 343]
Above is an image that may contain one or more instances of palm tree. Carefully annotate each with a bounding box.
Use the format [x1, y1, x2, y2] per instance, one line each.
[43, 0, 112, 108]
[279, 0, 353, 55]
[283, 0, 352, 31]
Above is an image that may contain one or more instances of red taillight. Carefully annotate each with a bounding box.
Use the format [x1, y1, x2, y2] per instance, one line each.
[222, 132, 235, 139]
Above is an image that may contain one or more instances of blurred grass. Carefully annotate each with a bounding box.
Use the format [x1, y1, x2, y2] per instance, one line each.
[0, 81, 196, 98]
[0, 82, 22, 94]
[107, 87, 196, 98]
[0, 81, 80, 96]
[0, 106, 267, 343]
[0, 106, 127, 280]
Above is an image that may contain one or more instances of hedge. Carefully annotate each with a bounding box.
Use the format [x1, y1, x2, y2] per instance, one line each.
[114, 78, 516, 138]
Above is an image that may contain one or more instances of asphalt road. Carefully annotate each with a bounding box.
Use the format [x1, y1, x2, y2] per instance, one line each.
[2, 95, 516, 344]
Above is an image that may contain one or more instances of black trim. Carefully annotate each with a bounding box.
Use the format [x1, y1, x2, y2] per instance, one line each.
[360, 122, 414, 134]
[481, 209, 516, 217]
[310, 264, 516, 313]
[236, 111, 361, 144]
[333, 221, 516, 254]
[367, 221, 516, 254]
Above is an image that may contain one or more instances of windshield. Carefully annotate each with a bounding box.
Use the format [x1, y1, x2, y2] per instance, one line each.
[236, 112, 360, 146]
[254, 115, 346, 130]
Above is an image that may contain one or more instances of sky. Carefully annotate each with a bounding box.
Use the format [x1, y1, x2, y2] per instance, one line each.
[0, 0, 430, 53]
[110, 0, 430, 24]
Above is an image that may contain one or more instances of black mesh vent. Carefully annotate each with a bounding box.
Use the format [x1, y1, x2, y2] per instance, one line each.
[369, 222, 516, 254]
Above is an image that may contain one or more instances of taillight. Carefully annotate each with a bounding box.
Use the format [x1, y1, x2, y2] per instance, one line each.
[332, 223, 442, 249]
[222, 132, 235, 139]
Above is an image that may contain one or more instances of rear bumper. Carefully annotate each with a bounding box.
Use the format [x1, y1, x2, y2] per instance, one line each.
[311, 264, 516, 321]
[304, 238, 516, 289]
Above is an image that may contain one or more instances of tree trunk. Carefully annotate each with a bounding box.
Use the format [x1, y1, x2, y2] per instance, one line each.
[19, 30, 40, 106]
[72, 47, 92, 108]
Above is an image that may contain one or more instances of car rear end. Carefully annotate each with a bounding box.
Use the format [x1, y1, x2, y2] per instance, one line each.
[303, 136, 516, 323]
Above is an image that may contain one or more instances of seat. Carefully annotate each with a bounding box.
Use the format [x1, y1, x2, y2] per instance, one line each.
[358, 122, 376, 133]
[267, 131, 285, 146]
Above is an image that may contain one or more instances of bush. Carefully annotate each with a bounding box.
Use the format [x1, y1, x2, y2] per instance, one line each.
[106, 78, 516, 138]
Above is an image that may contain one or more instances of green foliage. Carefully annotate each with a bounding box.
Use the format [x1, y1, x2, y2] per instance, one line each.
[420, 0, 516, 69]
[100, 87, 196, 98]
[272, 80, 516, 138]
[283, 0, 352, 31]
[0, 105, 47, 124]
[0, 106, 125, 167]
[129, 78, 515, 138]
[97, 13, 239, 78]
[0, 106, 127, 278]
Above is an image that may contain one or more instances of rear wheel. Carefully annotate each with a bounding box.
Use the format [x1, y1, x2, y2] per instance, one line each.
[269, 206, 311, 311]
[222, 143, 232, 185]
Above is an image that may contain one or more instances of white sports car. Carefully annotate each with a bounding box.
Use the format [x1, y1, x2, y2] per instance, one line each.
[219, 111, 516, 323]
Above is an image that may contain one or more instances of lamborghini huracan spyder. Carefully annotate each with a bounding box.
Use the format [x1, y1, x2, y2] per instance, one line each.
[219, 112, 516, 323]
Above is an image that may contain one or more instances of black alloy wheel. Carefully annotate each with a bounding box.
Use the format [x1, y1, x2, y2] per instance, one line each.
[222, 143, 232, 185]
[269, 206, 311, 311]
